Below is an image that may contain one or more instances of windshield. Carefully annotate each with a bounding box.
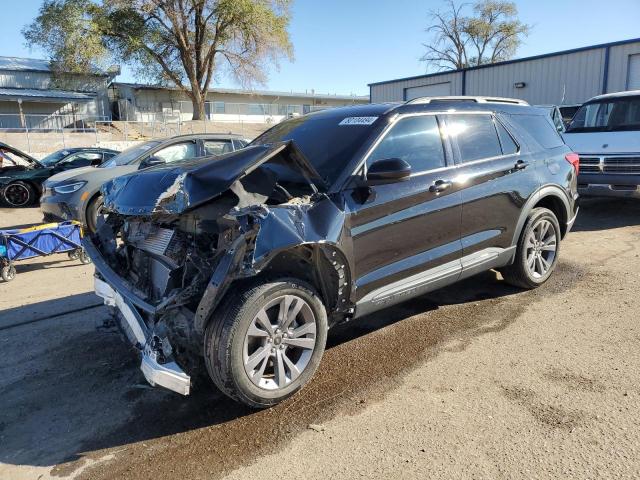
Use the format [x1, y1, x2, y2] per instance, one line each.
[251, 112, 380, 184]
[567, 97, 640, 132]
[100, 141, 162, 168]
[40, 150, 71, 167]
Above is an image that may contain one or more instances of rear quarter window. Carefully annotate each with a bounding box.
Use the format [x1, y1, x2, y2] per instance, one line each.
[510, 114, 565, 149]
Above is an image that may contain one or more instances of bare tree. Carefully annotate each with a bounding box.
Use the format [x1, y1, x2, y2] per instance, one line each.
[421, 0, 530, 71]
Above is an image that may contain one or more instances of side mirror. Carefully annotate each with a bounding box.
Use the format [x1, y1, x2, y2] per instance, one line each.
[140, 155, 165, 169]
[366, 158, 411, 185]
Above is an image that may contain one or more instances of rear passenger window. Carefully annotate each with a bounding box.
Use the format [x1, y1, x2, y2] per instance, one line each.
[510, 114, 565, 149]
[445, 114, 502, 162]
[368, 115, 445, 172]
[495, 120, 519, 154]
[204, 140, 233, 156]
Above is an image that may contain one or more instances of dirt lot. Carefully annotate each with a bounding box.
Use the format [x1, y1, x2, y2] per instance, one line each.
[1, 199, 639, 480]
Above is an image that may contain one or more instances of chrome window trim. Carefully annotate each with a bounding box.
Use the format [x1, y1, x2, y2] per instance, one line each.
[353, 111, 454, 180]
[443, 112, 521, 166]
[346, 110, 523, 185]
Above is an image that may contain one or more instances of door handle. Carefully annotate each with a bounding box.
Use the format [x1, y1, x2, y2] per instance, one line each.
[429, 179, 452, 193]
[514, 160, 529, 170]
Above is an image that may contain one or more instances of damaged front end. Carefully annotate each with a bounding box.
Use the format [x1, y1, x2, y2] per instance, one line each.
[84, 142, 350, 395]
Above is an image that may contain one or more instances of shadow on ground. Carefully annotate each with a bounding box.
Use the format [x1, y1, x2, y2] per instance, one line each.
[573, 198, 640, 232]
[0, 266, 571, 479]
[2, 196, 632, 478]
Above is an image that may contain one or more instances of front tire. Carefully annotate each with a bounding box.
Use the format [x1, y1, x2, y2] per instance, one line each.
[3, 181, 35, 207]
[501, 207, 561, 289]
[204, 279, 328, 408]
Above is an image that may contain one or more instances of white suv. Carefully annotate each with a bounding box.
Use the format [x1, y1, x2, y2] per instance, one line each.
[563, 91, 640, 199]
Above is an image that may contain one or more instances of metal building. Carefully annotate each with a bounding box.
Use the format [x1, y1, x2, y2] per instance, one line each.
[111, 83, 369, 124]
[0, 56, 114, 130]
[369, 38, 640, 106]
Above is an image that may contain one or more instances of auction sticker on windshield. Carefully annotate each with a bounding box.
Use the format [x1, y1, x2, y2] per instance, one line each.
[339, 117, 378, 126]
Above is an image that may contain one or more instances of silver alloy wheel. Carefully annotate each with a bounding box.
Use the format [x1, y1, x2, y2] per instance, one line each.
[243, 294, 317, 391]
[4, 183, 30, 207]
[525, 218, 557, 279]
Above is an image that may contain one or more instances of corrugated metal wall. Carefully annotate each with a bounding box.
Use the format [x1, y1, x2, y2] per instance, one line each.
[370, 71, 463, 103]
[607, 42, 640, 93]
[0, 70, 111, 117]
[465, 48, 605, 105]
[370, 40, 640, 105]
[0, 71, 51, 89]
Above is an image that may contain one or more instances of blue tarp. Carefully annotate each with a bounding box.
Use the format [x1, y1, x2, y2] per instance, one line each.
[0, 222, 82, 261]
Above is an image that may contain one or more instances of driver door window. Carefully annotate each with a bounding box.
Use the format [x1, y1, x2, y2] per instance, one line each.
[367, 115, 446, 173]
[154, 142, 198, 163]
[348, 114, 462, 303]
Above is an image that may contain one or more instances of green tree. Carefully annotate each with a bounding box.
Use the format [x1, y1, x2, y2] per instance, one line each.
[24, 0, 294, 120]
[421, 0, 530, 71]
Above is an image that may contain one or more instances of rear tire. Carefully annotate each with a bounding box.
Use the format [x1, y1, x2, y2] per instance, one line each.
[501, 207, 561, 289]
[204, 279, 328, 408]
[86, 195, 104, 233]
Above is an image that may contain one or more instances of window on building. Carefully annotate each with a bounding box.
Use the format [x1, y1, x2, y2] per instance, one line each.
[214, 102, 225, 114]
[367, 115, 445, 172]
[444, 114, 502, 162]
[249, 104, 266, 115]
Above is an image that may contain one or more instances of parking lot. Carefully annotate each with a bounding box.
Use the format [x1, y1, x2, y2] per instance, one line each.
[0, 198, 638, 479]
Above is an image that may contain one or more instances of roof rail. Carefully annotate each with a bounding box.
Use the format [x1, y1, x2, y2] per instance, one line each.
[406, 96, 529, 106]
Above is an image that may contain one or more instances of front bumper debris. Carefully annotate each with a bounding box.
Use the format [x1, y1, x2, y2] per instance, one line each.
[94, 276, 191, 395]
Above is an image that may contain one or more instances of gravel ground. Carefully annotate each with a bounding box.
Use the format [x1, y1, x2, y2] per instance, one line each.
[0, 199, 639, 479]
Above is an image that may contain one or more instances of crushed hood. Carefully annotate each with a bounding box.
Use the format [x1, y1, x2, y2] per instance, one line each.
[102, 141, 327, 215]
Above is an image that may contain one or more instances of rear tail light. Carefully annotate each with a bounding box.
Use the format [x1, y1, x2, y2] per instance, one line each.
[565, 153, 580, 175]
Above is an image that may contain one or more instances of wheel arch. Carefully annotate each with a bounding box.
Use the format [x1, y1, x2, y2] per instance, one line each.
[255, 243, 352, 325]
[511, 185, 571, 247]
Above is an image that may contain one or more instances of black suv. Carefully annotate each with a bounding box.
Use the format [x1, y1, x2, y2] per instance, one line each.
[85, 99, 579, 408]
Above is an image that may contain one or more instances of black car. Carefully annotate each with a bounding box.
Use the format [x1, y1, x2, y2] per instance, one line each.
[0, 144, 118, 207]
[85, 99, 579, 408]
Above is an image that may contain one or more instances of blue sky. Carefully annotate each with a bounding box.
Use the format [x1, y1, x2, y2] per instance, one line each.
[4, 0, 640, 96]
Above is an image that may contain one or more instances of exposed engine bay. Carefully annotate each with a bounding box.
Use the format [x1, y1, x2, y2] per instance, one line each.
[87, 142, 352, 392]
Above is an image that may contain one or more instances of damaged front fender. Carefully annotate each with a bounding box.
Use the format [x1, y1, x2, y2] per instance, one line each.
[194, 195, 352, 332]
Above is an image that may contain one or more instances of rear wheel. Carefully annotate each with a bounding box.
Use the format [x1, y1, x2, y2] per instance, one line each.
[86, 195, 104, 233]
[501, 207, 561, 289]
[204, 279, 328, 408]
[3, 181, 35, 207]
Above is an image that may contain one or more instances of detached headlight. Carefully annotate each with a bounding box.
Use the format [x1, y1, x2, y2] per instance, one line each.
[53, 181, 87, 194]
